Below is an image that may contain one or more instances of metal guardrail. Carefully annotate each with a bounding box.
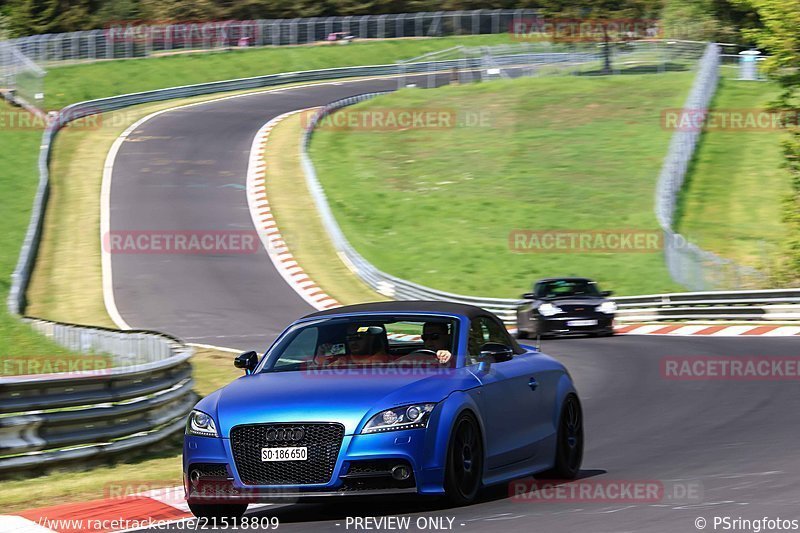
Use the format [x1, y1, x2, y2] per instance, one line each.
[614, 288, 800, 322]
[0, 318, 195, 474]
[6, 10, 538, 65]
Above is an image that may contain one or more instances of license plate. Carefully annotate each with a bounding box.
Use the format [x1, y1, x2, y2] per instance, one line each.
[567, 319, 598, 327]
[261, 447, 307, 462]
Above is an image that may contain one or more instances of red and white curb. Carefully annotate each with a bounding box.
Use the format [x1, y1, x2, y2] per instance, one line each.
[0, 487, 189, 533]
[616, 324, 800, 336]
[246, 109, 341, 312]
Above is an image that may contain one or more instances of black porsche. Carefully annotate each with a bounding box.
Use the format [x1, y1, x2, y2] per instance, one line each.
[515, 277, 616, 339]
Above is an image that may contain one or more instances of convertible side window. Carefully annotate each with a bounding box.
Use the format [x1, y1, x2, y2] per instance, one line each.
[479, 316, 515, 356]
[467, 319, 485, 356]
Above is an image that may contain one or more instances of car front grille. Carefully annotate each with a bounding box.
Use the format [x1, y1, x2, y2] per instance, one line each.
[230, 423, 344, 486]
[558, 304, 598, 314]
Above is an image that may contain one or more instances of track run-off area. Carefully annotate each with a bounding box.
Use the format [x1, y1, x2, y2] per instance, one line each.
[101, 73, 800, 533]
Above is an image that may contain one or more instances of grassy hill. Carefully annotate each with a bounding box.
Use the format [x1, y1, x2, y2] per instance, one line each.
[309, 72, 697, 297]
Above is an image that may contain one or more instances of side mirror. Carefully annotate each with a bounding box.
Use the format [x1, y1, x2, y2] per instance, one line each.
[234, 351, 258, 374]
[521, 292, 536, 300]
[479, 342, 514, 363]
[601, 290, 614, 297]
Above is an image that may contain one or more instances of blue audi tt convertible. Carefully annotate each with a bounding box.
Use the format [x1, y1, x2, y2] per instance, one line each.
[183, 301, 583, 517]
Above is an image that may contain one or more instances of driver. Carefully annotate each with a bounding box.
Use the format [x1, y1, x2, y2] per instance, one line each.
[422, 322, 453, 365]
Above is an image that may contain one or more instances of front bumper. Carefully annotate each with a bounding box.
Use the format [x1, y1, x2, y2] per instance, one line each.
[183, 427, 444, 503]
[539, 313, 614, 336]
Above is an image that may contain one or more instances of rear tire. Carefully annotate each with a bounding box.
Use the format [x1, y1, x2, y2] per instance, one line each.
[444, 412, 483, 506]
[542, 395, 583, 479]
[188, 503, 248, 519]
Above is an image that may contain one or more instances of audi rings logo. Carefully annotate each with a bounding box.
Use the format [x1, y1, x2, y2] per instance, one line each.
[265, 427, 305, 443]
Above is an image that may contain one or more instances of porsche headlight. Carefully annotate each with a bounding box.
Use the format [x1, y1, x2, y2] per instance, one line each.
[362, 403, 436, 434]
[596, 301, 617, 314]
[538, 302, 563, 317]
[186, 410, 218, 437]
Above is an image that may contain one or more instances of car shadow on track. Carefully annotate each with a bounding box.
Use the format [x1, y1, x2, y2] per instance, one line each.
[248, 469, 607, 524]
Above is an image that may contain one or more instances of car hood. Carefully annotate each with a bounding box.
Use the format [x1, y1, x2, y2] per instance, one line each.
[197, 368, 481, 436]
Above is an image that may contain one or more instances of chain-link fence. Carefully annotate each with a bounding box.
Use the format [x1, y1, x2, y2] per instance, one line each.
[396, 40, 708, 87]
[5, 10, 537, 66]
[656, 43, 768, 290]
[0, 40, 46, 110]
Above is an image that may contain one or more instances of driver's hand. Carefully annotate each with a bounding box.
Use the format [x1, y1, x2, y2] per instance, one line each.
[436, 350, 452, 365]
[313, 344, 334, 366]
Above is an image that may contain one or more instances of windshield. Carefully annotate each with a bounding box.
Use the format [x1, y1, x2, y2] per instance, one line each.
[260, 315, 459, 372]
[535, 280, 601, 298]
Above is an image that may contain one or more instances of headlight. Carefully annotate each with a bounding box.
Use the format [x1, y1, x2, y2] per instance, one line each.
[186, 410, 218, 437]
[538, 302, 563, 317]
[596, 301, 617, 314]
[362, 403, 436, 434]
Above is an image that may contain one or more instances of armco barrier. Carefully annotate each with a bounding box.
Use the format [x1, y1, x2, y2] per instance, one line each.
[0, 318, 195, 474]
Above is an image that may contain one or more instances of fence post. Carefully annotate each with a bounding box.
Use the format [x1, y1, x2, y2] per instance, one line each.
[472, 10, 481, 35]
[378, 15, 387, 39]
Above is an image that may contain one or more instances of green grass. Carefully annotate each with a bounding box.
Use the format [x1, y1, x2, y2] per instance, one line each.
[43, 35, 510, 110]
[309, 73, 696, 297]
[675, 72, 791, 274]
[0, 101, 86, 361]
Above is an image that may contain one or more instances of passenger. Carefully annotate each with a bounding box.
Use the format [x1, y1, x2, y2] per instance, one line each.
[313, 324, 389, 367]
[345, 324, 389, 362]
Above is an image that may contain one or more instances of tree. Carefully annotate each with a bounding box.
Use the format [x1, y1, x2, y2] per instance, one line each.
[734, 0, 800, 284]
[534, 0, 661, 74]
[0, 12, 9, 40]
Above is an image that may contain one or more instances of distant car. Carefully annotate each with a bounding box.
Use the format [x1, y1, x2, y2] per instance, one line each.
[183, 301, 583, 517]
[516, 278, 616, 339]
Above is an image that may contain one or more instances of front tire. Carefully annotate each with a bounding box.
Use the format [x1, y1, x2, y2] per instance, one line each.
[543, 394, 583, 479]
[188, 503, 248, 519]
[444, 412, 484, 505]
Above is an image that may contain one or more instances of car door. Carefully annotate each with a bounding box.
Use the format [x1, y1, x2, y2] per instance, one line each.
[468, 316, 545, 470]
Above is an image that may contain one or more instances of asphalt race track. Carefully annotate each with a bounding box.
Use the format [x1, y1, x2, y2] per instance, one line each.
[107, 74, 800, 532]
